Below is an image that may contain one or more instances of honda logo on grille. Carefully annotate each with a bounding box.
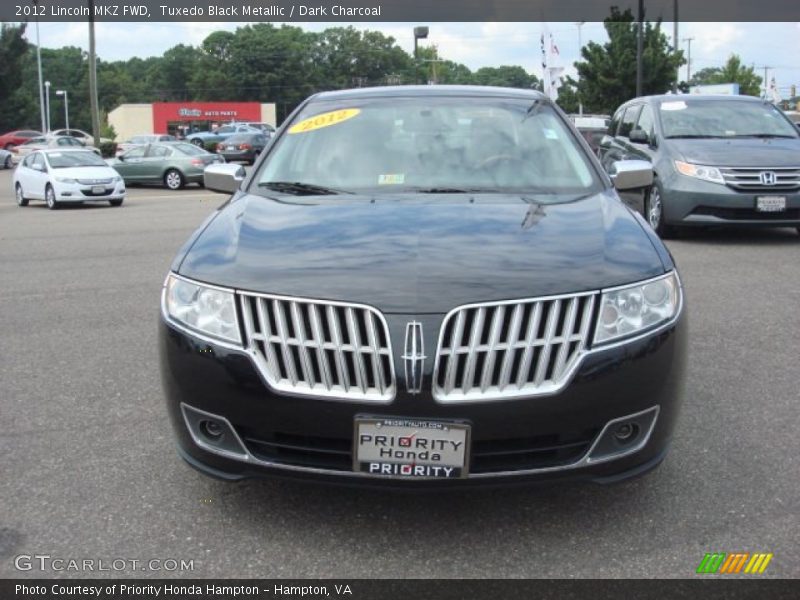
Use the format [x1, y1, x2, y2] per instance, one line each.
[759, 171, 777, 186]
[402, 321, 426, 394]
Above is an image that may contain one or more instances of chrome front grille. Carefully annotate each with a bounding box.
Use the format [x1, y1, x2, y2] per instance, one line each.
[240, 293, 395, 402]
[433, 293, 595, 402]
[720, 167, 800, 192]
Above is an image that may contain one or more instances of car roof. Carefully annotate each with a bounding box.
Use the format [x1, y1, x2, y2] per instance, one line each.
[310, 85, 547, 102]
[40, 147, 96, 153]
[623, 94, 767, 107]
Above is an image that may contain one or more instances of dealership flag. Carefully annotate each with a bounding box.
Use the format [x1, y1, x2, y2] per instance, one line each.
[541, 28, 564, 101]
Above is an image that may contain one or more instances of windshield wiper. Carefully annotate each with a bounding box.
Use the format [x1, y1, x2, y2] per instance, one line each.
[665, 134, 729, 139]
[258, 181, 352, 195]
[726, 133, 797, 139]
[413, 187, 489, 193]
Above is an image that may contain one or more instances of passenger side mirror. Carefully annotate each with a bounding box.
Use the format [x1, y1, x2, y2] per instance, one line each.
[629, 128, 649, 144]
[204, 163, 246, 194]
[609, 160, 653, 190]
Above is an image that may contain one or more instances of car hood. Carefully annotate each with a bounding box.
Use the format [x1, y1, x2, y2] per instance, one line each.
[177, 191, 667, 314]
[666, 137, 800, 167]
[52, 166, 118, 180]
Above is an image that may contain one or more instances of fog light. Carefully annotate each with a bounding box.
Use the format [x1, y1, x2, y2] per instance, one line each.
[199, 420, 224, 442]
[614, 422, 638, 443]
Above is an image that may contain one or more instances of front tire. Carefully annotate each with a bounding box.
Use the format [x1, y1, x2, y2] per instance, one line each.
[164, 169, 184, 190]
[646, 182, 678, 239]
[45, 185, 58, 210]
[15, 183, 28, 207]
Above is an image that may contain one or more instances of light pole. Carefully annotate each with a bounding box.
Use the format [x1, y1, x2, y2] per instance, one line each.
[683, 37, 694, 82]
[413, 26, 429, 59]
[33, 0, 46, 133]
[44, 80, 51, 133]
[575, 22, 584, 115]
[56, 90, 69, 130]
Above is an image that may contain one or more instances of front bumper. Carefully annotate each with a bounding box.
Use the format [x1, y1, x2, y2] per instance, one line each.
[54, 180, 126, 202]
[159, 305, 688, 487]
[661, 173, 800, 227]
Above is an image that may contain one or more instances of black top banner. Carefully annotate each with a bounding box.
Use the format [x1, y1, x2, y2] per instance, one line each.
[3, 0, 800, 22]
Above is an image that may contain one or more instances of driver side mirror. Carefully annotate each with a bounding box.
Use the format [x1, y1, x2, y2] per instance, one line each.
[609, 160, 653, 190]
[204, 163, 246, 194]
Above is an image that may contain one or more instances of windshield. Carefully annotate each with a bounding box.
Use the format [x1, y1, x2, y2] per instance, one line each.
[46, 151, 107, 168]
[254, 96, 602, 198]
[659, 99, 799, 138]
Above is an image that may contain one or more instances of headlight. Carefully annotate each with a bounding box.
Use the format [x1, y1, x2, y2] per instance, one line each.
[164, 275, 241, 344]
[594, 272, 681, 345]
[674, 160, 724, 185]
[112, 175, 122, 183]
[55, 176, 76, 184]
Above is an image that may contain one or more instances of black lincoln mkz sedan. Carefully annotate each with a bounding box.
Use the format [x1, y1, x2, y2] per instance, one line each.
[160, 86, 687, 487]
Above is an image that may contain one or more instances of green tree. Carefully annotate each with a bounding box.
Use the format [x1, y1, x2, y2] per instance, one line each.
[0, 23, 34, 132]
[473, 65, 539, 89]
[572, 7, 685, 114]
[685, 54, 762, 96]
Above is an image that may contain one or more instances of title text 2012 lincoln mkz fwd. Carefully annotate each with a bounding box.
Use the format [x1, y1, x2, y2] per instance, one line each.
[159, 86, 687, 486]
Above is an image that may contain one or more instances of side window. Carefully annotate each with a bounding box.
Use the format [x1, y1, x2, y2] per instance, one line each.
[608, 109, 624, 136]
[147, 145, 170, 158]
[217, 126, 234, 134]
[23, 154, 35, 167]
[619, 106, 641, 138]
[636, 105, 655, 138]
[32, 153, 45, 170]
[126, 146, 146, 159]
[57, 138, 70, 146]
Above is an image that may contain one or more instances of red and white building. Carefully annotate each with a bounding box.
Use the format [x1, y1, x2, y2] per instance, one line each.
[109, 102, 277, 142]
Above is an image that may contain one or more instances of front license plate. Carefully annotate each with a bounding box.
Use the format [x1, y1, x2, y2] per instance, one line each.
[756, 196, 786, 212]
[92, 185, 105, 194]
[354, 418, 470, 479]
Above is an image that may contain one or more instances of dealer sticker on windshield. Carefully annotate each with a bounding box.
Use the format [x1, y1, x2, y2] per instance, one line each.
[354, 418, 470, 478]
[288, 108, 361, 134]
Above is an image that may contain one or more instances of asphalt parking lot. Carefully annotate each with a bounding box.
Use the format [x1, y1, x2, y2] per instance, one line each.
[0, 167, 798, 579]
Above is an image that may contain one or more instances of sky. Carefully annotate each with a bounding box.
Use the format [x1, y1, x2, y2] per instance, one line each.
[23, 21, 800, 97]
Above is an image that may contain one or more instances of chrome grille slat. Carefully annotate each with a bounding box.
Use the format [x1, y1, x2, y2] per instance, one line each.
[443, 311, 465, 395]
[241, 293, 394, 402]
[720, 166, 800, 191]
[497, 304, 524, 390]
[434, 293, 595, 402]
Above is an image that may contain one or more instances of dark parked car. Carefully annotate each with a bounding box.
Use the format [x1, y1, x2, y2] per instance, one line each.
[108, 141, 223, 190]
[160, 86, 686, 487]
[186, 124, 260, 147]
[599, 95, 800, 237]
[216, 132, 268, 164]
[571, 115, 611, 154]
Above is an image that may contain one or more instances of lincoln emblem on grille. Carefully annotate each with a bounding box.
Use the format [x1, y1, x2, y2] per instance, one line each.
[759, 171, 777, 186]
[402, 321, 426, 394]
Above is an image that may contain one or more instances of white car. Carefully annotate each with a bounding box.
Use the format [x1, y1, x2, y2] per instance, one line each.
[13, 149, 126, 209]
[51, 128, 113, 145]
